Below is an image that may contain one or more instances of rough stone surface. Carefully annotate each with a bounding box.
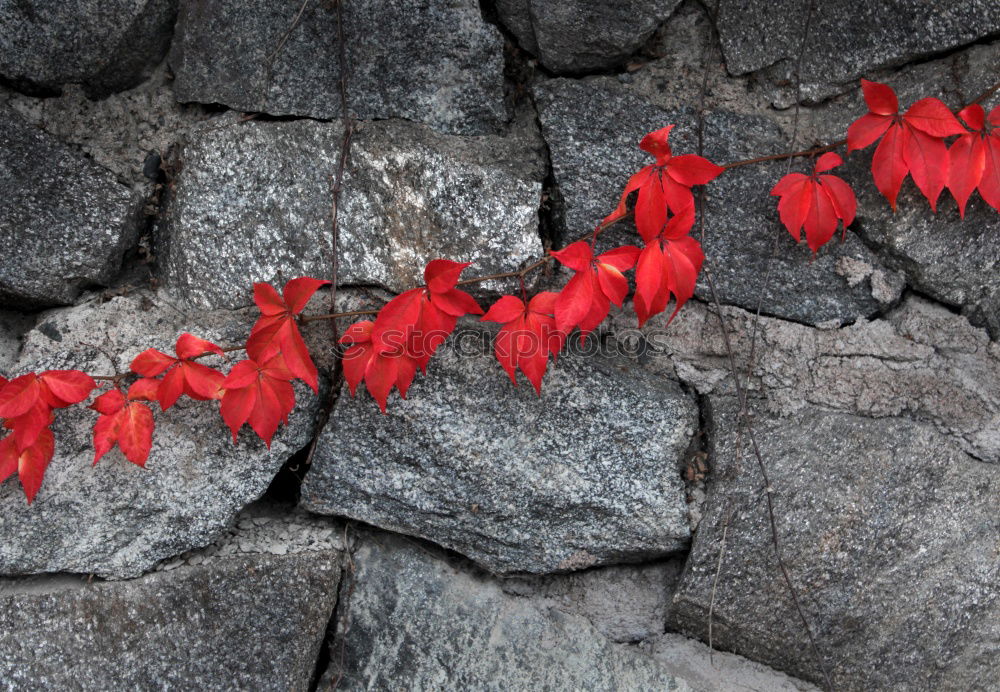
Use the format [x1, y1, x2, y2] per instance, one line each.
[169, 0, 505, 135]
[0, 0, 177, 98]
[609, 296, 1000, 463]
[1, 64, 225, 191]
[501, 559, 683, 643]
[0, 309, 32, 372]
[0, 291, 321, 578]
[533, 78, 901, 326]
[0, 512, 341, 690]
[716, 0, 1000, 104]
[324, 530, 692, 690]
[669, 398, 1000, 689]
[302, 330, 697, 574]
[496, 0, 682, 73]
[159, 118, 544, 310]
[0, 108, 139, 309]
[642, 634, 819, 692]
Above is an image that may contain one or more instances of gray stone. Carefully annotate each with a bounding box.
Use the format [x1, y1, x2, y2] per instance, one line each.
[169, 0, 505, 135]
[1, 64, 225, 191]
[502, 559, 683, 643]
[846, 157, 1000, 339]
[302, 329, 697, 574]
[609, 296, 1000, 463]
[532, 78, 901, 327]
[0, 512, 342, 690]
[669, 398, 1000, 690]
[0, 291, 322, 578]
[323, 530, 692, 690]
[0, 108, 139, 309]
[158, 117, 544, 310]
[0, 309, 32, 372]
[496, 0, 682, 73]
[642, 634, 819, 692]
[0, 0, 176, 98]
[715, 0, 1000, 104]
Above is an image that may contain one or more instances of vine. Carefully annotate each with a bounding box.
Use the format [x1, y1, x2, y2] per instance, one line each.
[0, 78, 997, 511]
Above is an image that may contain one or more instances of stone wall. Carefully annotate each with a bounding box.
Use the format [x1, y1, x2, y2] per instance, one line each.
[1, 1, 998, 689]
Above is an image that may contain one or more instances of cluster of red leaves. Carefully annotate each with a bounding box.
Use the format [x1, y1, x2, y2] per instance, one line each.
[3, 77, 995, 503]
[771, 153, 857, 253]
[341, 260, 482, 412]
[0, 370, 96, 502]
[847, 79, 990, 213]
[0, 278, 329, 503]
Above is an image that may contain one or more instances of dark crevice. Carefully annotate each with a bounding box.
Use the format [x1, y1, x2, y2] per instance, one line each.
[308, 562, 349, 691]
[262, 445, 311, 505]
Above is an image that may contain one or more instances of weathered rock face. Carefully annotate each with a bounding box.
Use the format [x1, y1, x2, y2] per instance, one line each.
[669, 398, 1000, 690]
[302, 330, 697, 574]
[501, 558, 683, 643]
[715, 0, 1000, 104]
[0, 64, 223, 191]
[169, 0, 505, 135]
[0, 292, 321, 578]
[495, 0, 682, 73]
[0, 507, 343, 691]
[158, 118, 544, 310]
[0, 0, 177, 97]
[323, 530, 691, 690]
[533, 78, 901, 326]
[610, 296, 1000, 463]
[0, 108, 138, 309]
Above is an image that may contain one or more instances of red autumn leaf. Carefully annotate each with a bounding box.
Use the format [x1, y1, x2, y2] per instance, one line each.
[0, 427, 55, 504]
[552, 242, 640, 339]
[847, 79, 966, 211]
[340, 320, 420, 413]
[633, 205, 704, 327]
[481, 292, 564, 394]
[131, 334, 225, 410]
[246, 277, 331, 392]
[601, 125, 724, 234]
[0, 370, 95, 418]
[90, 379, 156, 467]
[220, 355, 296, 447]
[770, 152, 857, 253]
[946, 103, 1000, 216]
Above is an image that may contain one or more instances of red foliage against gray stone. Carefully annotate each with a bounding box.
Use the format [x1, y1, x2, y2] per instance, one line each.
[0, 80, 997, 504]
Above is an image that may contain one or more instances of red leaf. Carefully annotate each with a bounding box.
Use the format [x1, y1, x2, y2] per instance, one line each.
[904, 97, 966, 138]
[117, 403, 154, 466]
[90, 389, 126, 416]
[483, 292, 563, 394]
[174, 333, 224, 360]
[5, 401, 51, 448]
[957, 104, 985, 132]
[980, 134, 1000, 212]
[550, 241, 593, 272]
[818, 175, 858, 230]
[128, 378, 161, 402]
[597, 245, 640, 271]
[482, 296, 527, 323]
[947, 134, 986, 218]
[253, 282, 287, 316]
[774, 175, 810, 241]
[902, 125, 949, 211]
[424, 259, 470, 294]
[0, 374, 40, 418]
[38, 370, 96, 407]
[2, 428, 55, 504]
[282, 277, 330, 314]
[600, 167, 653, 230]
[130, 348, 176, 377]
[220, 358, 296, 445]
[860, 79, 899, 116]
[666, 154, 725, 186]
[554, 269, 596, 333]
[847, 113, 893, 152]
[803, 180, 839, 253]
[871, 123, 909, 211]
[814, 152, 843, 173]
[639, 125, 674, 164]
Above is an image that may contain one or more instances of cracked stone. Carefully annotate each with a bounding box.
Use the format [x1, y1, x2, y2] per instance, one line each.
[301, 328, 697, 574]
[169, 0, 505, 135]
[0, 0, 176, 98]
[157, 118, 545, 310]
[0, 107, 139, 309]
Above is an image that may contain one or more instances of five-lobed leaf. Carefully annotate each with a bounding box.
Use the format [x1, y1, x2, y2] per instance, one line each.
[770, 152, 858, 253]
